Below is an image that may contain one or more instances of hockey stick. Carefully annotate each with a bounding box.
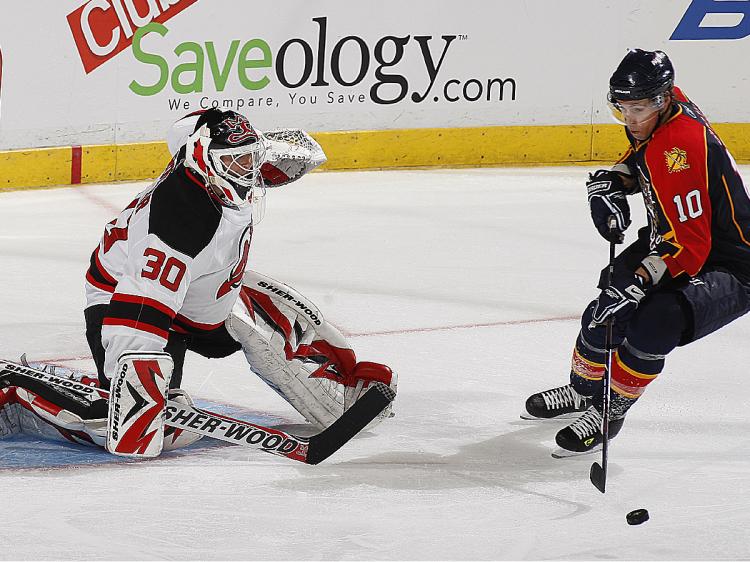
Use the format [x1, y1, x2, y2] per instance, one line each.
[590, 217, 617, 493]
[0, 359, 395, 465]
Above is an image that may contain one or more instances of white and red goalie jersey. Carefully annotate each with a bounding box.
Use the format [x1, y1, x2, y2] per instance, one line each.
[85, 158, 256, 379]
[85, 112, 326, 381]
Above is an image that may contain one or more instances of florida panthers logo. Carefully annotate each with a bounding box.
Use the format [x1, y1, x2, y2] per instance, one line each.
[665, 147, 690, 174]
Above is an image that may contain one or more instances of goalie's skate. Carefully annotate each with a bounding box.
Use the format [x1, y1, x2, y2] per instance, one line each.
[521, 384, 591, 420]
[551, 406, 624, 458]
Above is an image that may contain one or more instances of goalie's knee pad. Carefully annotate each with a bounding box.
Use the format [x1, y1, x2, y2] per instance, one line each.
[226, 270, 397, 429]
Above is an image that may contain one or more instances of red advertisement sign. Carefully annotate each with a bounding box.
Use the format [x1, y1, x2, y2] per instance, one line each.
[67, 0, 199, 74]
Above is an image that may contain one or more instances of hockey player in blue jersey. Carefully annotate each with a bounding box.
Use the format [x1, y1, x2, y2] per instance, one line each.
[522, 49, 750, 458]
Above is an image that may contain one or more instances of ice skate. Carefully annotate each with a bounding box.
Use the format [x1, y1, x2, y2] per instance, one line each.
[521, 384, 591, 420]
[551, 406, 624, 458]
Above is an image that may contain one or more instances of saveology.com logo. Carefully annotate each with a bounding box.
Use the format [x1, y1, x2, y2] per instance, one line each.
[129, 16, 516, 105]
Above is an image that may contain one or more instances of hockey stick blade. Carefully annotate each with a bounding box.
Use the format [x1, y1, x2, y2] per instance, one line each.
[590, 461, 606, 493]
[0, 359, 394, 465]
[305, 382, 395, 465]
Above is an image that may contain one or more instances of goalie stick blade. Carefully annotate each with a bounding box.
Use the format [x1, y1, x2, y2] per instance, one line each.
[305, 382, 395, 465]
[590, 462, 606, 493]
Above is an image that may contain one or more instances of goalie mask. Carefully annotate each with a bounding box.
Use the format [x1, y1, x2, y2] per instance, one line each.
[185, 110, 267, 209]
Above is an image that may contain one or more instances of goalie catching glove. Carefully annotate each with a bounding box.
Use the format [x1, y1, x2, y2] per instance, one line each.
[226, 270, 397, 430]
[260, 128, 327, 187]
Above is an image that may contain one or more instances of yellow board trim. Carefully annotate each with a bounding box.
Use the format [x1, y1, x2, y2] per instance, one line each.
[1, 123, 749, 191]
[0, 146, 72, 189]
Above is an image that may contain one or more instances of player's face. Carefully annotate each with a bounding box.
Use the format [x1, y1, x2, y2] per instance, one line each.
[220, 152, 254, 175]
[609, 94, 670, 141]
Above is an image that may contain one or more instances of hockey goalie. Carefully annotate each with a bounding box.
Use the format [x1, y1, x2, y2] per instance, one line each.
[0, 109, 397, 457]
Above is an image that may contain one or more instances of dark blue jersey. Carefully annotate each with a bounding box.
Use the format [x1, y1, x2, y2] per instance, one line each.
[618, 87, 750, 282]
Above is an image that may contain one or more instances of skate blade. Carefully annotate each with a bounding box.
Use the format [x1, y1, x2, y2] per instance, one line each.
[519, 411, 587, 422]
[551, 444, 602, 459]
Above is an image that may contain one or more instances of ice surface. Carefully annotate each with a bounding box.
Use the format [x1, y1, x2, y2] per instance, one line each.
[1, 167, 750, 560]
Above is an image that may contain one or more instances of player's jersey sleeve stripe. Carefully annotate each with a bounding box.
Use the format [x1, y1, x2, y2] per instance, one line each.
[721, 174, 750, 248]
[111, 293, 176, 318]
[104, 293, 176, 340]
[615, 146, 635, 166]
[93, 247, 117, 284]
[86, 248, 117, 292]
[102, 317, 169, 340]
[86, 270, 115, 293]
[172, 314, 225, 334]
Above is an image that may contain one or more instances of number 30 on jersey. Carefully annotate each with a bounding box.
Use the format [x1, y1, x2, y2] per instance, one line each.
[141, 248, 187, 291]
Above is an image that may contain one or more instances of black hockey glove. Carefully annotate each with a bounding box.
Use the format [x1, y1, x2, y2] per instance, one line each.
[586, 170, 632, 244]
[590, 270, 647, 328]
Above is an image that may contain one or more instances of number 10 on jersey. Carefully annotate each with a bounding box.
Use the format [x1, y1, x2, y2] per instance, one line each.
[673, 189, 703, 223]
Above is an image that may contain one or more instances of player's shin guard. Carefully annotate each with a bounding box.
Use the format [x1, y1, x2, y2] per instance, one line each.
[605, 340, 662, 418]
[570, 336, 606, 396]
[106, 352, 173, 458]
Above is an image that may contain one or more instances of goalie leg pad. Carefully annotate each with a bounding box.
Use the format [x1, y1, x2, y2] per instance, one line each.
[227, 270, 397, 430]
[5, 359, 109, 445]
[7, 359, 200, 452]
[13, 386, 108, 445]
[107, 352, 173, 458]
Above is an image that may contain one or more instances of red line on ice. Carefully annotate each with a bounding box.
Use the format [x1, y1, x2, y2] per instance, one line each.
[39, 315, 578, 363]
[342, 315, 579, 338]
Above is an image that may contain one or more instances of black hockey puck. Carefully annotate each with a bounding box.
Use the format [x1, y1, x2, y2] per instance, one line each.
[626, 509, 649, 525]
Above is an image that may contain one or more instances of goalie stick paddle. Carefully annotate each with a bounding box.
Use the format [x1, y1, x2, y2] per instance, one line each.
[590, 218, 618, 493]
[0, 359, 395, 465]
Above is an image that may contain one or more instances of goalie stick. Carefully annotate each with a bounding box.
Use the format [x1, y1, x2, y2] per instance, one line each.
[0, 359, 395, 465]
